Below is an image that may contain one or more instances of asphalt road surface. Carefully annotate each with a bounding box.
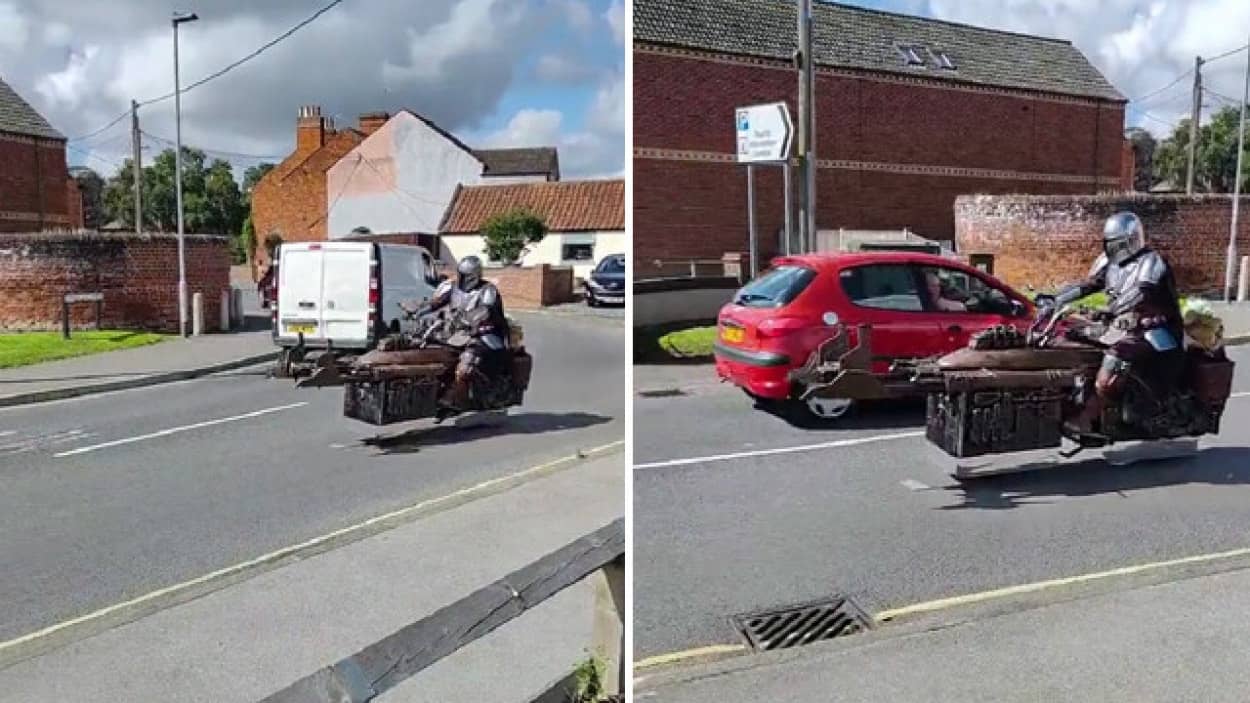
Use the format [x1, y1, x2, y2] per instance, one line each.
[633, 346, 1250, 660]
[0, 314, 622, 644]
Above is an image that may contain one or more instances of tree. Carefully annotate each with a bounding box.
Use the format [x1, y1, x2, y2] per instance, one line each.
[1154, 106, 1250, 193]
[481, 208, 548, 265]
[98, 147, 247, 240]
[242, 162, 275, 201]
[1126, 127, 1156, 192]
[71, 167, 106, 229]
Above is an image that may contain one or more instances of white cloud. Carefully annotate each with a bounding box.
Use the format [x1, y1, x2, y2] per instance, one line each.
[383, 0, 528, 83]
[481, 108, 566, 147]
[586, 69, 624, 135]
[535, 53, 598, 83]
[605, 0, 624, 45]
[0, 2, 29, 52]
[42, 21, 70, 46]
[551, 0, 593, 31]
[36, 46, 99, 110]
[923, 0, 1250, 130]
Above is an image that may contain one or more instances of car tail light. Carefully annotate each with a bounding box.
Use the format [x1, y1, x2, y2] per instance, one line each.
[367, 258, 379, 341]
[756, 316, 808, 338]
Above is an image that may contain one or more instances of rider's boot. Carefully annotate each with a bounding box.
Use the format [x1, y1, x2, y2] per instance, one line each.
[435, 374, 473, 424]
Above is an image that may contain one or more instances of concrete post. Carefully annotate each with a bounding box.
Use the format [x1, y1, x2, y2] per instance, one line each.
[1239, 256, 1249, 303]
[192, 292, 203, 336]
[232, 288, 244, 326]
[220, 289, 231, 331]
[590, 554, 625, 696]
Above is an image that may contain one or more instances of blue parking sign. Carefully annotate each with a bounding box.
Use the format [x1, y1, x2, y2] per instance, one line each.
[737, 110, 749, 132]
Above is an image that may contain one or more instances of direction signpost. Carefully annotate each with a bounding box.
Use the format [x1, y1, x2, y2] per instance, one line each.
[736, 102, 794, 276]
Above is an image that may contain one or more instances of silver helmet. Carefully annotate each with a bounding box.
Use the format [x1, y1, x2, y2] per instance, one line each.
[1102, 211, 1145, 265]
[456, 255, 483, 291]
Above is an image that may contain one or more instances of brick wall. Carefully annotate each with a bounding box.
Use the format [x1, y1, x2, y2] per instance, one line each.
[955, 194, 1250, 295]
[633, 46, 1127, 278]
[251, 129, 363, 269]
[0, 134, 73, 231]
[486, 264, 574, 309]
[0, 232, 231, 332]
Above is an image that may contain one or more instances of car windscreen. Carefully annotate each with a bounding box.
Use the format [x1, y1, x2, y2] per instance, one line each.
[733, 265, 816, 308]
[597, 256, 625, 274]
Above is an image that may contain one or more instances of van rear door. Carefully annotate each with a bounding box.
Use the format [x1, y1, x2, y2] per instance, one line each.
[319, 243, 373, 345]
[276, 244, 325, 343]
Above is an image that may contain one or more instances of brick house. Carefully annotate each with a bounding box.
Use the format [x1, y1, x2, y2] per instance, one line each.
[633, 0, 1131, 278]
[0, 77, 83, 232]
[440, 179, 626, 279]
[251, 106, 560, 275]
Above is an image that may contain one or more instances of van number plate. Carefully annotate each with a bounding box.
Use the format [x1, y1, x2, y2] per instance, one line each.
[286, 323, 317, 335]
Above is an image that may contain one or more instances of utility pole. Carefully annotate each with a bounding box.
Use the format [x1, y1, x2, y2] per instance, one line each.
[1226, 37, 1249, 302]
[1187, 55, 1204, 195]
[796, 0, 816, 252]
[173, 11, 198, 338]
[131, 100, 142, 235]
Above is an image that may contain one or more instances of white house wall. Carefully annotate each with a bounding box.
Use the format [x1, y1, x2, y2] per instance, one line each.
[442, 230, 626, 280]
[326, 113, 484, 238]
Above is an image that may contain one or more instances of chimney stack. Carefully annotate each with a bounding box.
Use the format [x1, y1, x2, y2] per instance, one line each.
[358, 111, 390, 136]
[296, 105, 327, 154]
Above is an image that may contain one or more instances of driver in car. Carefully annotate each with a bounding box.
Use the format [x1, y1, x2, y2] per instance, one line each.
[410, 255, 510, 421]
[1036, 211, 1184, 436]
[924, 270, 967, 312]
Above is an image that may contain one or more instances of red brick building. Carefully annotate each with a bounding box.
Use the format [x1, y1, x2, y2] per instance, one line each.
[633, 0, 1131, 278]
[0, 77, 82, 232]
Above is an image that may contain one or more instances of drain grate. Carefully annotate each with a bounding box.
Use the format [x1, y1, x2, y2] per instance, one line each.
[732, 596, 872, 652]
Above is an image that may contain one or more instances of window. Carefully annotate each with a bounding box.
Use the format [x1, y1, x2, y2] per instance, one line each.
[969, 254, 994, 274]
[563, 243, 595, 262]
[921, 266, 1018, 316]
[733, 265, 816, 308]
[896, 44, 927, 67]
[596, 255, 625, 274]
[934, 50, 957, 70]
[839, 264, 924, 311]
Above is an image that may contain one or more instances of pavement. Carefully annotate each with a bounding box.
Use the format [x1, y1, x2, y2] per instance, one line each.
[633, 345, 1250, 668]
[0, 312, 623, 700]
[636, 559, 1250, 702]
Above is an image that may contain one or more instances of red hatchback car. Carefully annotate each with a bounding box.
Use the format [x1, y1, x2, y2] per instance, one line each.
[715, 252, 1035, 423]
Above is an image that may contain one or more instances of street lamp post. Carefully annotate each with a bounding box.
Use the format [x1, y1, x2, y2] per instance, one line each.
[1228, 34, 1250, 303]
[173, 11, 198, 337]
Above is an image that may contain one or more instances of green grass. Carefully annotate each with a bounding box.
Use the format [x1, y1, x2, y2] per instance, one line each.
[0, 330, 168, 369]
[658, 325, 718, 358]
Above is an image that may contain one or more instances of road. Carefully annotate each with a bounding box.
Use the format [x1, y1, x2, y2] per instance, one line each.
[633, 346, 1250, 660]
[0, 313, 622, 645]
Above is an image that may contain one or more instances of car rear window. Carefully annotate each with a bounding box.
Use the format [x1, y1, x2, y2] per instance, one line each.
[839, 264, 923, 312]
[733, 265, 816, 308]
[598, 256, 625, 274]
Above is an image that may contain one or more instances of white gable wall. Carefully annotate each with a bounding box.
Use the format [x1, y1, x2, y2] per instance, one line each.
[441, 229, 626, 280]
[326, 113, 483, 238]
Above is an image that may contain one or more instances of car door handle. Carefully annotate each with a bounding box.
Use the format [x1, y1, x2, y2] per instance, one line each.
[947, 324, 962, 334]
[298, 301, 316, 309]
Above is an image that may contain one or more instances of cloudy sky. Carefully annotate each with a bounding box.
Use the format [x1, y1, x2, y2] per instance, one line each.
[0, 0, 623, 179]
[849, 0, 1250, 137]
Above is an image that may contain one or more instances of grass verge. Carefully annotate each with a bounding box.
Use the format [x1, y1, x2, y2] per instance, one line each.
[0, 331, 168, 369]
[635, 321, 718, 364]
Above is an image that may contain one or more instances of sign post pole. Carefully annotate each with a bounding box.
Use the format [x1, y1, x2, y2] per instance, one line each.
[736, 102, 795, 278]
[782, 162, 793, 256]
[747, 164, 758, 278]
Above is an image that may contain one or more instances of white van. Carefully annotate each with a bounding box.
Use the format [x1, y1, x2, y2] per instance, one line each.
[272, 241, 442, 374]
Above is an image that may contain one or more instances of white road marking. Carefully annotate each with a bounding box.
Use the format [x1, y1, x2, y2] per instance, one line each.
[900, 478, 930, 491]
[1232, 391, 1250, 399]
[0, 430, 16, 437]
[53, 402, 308, 458]
[633, 431, 924, 470]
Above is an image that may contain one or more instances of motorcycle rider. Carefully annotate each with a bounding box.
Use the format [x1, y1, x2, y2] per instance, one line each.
[409, 255, 510, 421]
[1036, 211, 1184, 436]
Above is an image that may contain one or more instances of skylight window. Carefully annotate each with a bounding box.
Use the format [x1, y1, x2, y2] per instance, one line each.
[934, 50, 957, 70]
[896, 44, 927, 67]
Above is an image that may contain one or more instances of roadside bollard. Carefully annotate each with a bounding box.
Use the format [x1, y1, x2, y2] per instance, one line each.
[192, 292, 204, 336]
[590, 554, 625, 695]
[1240, 256, 1248, 303]
[220, 289, 231, 331]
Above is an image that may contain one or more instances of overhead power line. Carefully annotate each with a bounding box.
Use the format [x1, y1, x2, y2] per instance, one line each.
[71, 0, 346, 141]
[66, 143, 124, 170]
[141, 129, 283, 161]
[1131, 42, 1250, 106]
[1207, 43, 1249, 64]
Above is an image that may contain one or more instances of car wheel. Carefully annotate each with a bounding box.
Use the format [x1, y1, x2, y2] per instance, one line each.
[586, 292, 598, 307]
[781, 396, 854, 427]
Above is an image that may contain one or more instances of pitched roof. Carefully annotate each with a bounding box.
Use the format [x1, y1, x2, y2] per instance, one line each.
[474, 147, 561, 178]
[634, 0, 1124, 102]
[0, 76, 63, 140]
[441, 179, 624, 234]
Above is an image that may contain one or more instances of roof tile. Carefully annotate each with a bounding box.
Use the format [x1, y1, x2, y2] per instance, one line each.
[441, 180, 624, 233]
[634, 0, 1125, 102]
